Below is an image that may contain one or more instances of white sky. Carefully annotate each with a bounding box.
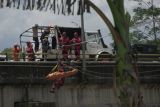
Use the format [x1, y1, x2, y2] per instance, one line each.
[0, 0, 151, 51]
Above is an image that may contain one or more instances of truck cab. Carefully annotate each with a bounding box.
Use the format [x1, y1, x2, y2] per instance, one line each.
[20, 25, 112, 61]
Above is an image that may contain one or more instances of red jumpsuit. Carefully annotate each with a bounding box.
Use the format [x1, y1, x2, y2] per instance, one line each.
[71, 36, 81, 60]
[13, 45, 21, 61]
[26, 42, 35, 61]
[59, 36, 70, 60]
[51, 68, 65, 93]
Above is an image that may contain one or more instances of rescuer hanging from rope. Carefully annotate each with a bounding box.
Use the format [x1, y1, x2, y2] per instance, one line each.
[45, 61, 78, 93]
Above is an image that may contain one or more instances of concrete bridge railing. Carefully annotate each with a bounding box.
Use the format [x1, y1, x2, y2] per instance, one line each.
[0, 61, 160, 85]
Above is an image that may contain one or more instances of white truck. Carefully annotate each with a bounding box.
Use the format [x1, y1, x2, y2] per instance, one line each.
[20, 25, 113, 61]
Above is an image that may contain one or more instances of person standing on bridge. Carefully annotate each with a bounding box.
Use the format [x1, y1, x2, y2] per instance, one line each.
[26, 41, 35, 61]
[12, 44, 21, 61]
[42, 36, 50, 60]
[59, 32, 70, 61]
[40, 27, 50, 43]
[70, 32, 81, 61]
[32, 24, 39, 52]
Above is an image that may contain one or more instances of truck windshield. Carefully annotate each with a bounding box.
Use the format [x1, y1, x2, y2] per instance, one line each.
[86, 32, 99, 43]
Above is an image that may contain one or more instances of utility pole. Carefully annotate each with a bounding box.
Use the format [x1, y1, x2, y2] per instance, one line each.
[80, 0, 86, 75]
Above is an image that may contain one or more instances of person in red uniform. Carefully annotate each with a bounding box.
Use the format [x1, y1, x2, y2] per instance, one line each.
[59, 32, 70, 60]
[12, 44, 21, 61]
[49, 61, 78, 93]
[70, 32, 81, 61]
[50, 61, 65, 93]
[26, 41, 35, 61]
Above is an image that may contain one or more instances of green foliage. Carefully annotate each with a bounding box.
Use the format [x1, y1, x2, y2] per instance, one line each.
[130, 0, 160, 44]
[129, 31, 147, 44]
[149, 27, 160, 35]
[0, 48, 12, 60]
[0, 48, 24, 60]
[0, 48, 12, 54]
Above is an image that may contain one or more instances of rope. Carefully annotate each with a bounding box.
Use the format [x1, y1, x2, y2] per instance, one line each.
[80, 71, 113, 79]
[142, 74, 160, 77]
[139, 69, 160, 74]
[84, 69, 113, 75]
[50, 64, 58, 73]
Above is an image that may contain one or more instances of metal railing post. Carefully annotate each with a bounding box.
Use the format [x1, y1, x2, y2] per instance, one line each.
[5, 53, 8, 61]
[22, 52, 25, 61]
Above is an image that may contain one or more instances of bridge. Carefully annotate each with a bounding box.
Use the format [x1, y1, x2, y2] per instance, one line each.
[0, 61, 160, 84]
[0, 61, 160, 107]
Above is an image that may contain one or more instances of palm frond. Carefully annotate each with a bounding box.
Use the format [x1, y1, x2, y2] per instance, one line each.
[0, 0, 90, 15]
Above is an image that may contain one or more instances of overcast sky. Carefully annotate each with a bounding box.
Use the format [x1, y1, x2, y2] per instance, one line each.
[0, 0, 143, 51]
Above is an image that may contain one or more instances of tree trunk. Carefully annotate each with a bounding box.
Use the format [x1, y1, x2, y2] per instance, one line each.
[87, 0, 140, 106]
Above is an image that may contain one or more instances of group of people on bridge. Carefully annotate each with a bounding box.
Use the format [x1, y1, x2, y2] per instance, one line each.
[12, 41, 35, 61]
[39, 27, 82, 61]
[12, 27, 81, 62]
[59, 31, 81, 61]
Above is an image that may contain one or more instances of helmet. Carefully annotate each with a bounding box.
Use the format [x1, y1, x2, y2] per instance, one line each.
[62, 32, 66, 36]
[26, 41, 30, 44]
[14, 44, 18, 48]
[26, 41, 31, 45]
[74, 32, 78, 36]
